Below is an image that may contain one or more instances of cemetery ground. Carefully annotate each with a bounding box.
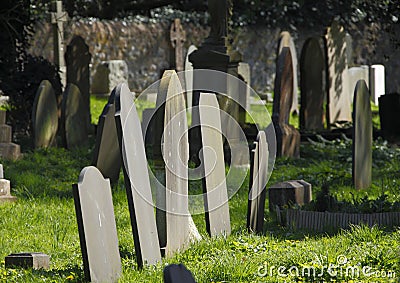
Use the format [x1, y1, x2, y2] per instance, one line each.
[0, 98, 399, 283]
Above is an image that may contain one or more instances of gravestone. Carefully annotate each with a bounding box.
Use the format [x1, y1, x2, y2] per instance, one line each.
[51, 1, 67, 87]
[379, 93, 400, 142]
[345, 33, 353, 66]
[352, 80, 372, 189]
[170, 18, 186, 72]
[5, 253, 49, 270]
[61, 83, 89, 148]
[91, 60, 129, 96]
[164, 264, 196, 283]
[0, 164, 17, 203]
[324, 20, 352, 126]
[65, 35, 91, 127]
[300, 37, 326, 131]
[273, 47, 300, 158]
[73, 166, 121, 283]
[370, 64, 385, 105]
[247, 131, 268, 234]
[32, 80, 58, 148]
[184, 45, 197, 116]
[114, 83, 161, 267]
[238, 62, 250, 112]
[348, 65, 369, 102]
[92, 88, 121, 183]
[268, 180, 312, 211]
[278, 31, 299, 114]
[0, 110, 21, 160]
[199, 92, 231, 237]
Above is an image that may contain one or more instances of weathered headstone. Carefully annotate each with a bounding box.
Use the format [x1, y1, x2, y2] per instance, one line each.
[61, 83, 89, 148]
[51, 1, 67, 87]
[0, 164, 17, 203]
[170, 18, 186, 72]
[114, 83, 161, 267]
[268, 180, 312, 211]
[348, 65, 369, 102]
[273, 47, 300, 158]
[379, 93, 400, 142]
[5, 253, 49, 270]
[73, 166, 121, 283]
[278, 31, 299, 114]
[370, 64, 385, 105]
[65, 35, 91, 127]
[92, 88, 121, 183]
[238, 62, 250, 112]
[0, 110, 21, 160]
[91, 60, 129, 96]
[345, 33, 353, 66]
[352, 80, 372, 189]
[163, 264, 196, 283]
[300, 37, 326, 131]
[184, 45, 197, 116]
[32, 80, 58, 148]
[247, 131, 268, 234]
[199, 92, 231, 237]
[324, 20, 352, 125]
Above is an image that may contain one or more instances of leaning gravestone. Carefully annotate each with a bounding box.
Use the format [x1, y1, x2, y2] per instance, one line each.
[247, 131, 268, 234]
[32, 80, 58, 148]
[299, 37, 326, 131]
[370, 64, 385, 105]
[324, 20, 352, 126]
[273, 47, 300, 158]
[92, 88, 121, 184]
[61, 83, 89, 148]
[199, 92, 231, 237]
[73, 166, 121, 283]
[278, 31, 298, 114]
[65, 35, 92, 127]
[114, 83, 161, 267]
[352, 80, 372, 189]
[91, 60, 129, 96]
[184, 45, 197, 116]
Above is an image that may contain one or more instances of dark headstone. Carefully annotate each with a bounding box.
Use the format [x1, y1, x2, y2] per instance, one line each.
[61, 83, 89, 148]
[300, 37, 326, 131]
[247, 131, 269, 234]
[163, 264, 196, 283]
[269, 180, 312, 211]
[32, 80, 58, 148]
[73, 166, 121, 282]
[5, 253, 49, 270]
[352, 80, 372, 189]
[379, 93, 400, 143]
[273, 47, 300, 158]
[114, 83, 161, 267]
[199, 92, 231, 237]
[92, 88, 121, 183]
[65, 35, 91, 127]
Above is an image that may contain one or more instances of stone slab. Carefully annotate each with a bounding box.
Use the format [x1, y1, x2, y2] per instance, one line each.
[91, 60, 129, 96]
[0, 124, 12, 143]
[0, 179, 10, 196]
[370, 64, 385, 105]
[348, 66, 369, 102]
[379, 93, 400, 142]
[163, 264, 196, 283]
[184, 45, 197, 116]
[0, 110, 6, 125]
[73, 166, 121, 282]
[5, 253, 49, 270]
[114, 83, 161, 267]
[268, 180, 311, 211]
[0, 164, 3, 178]
[0, 143, 21, 160]
[199, 92, 231, 237]
[0, 195, 17, 203]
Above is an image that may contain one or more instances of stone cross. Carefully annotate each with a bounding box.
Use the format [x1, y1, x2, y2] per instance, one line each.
[170, 19, 186, 72]
[51, 1, 67, 86]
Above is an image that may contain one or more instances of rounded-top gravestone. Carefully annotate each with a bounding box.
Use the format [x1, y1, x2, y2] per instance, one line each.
[32, 80, 59, 148]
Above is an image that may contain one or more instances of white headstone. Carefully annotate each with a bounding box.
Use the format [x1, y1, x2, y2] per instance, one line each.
[184, 45, 197, 117]
[370, 64, 385, 105]
[348, 65, 369, 102]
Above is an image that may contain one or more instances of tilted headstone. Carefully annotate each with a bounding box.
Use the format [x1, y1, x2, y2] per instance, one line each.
[50, 1, 67, 87]
[199, 92, 231, 237]
[92, 88, 121, 183]
[324, 20, 352, 125]
[91, 60, 129, 96]
[370, 64, 385, 105]
[300, 37, 326, 131]
[184, 45, 197, 116]
[278, 31, 298, 114]
[114, 83, 161, 267]
[61, 83, 89, 148]
[0, 110, 21, 160]
[348, 66, 369, 102]
[352, 80, 372, 189]
[32, 80, 58, 148]
[170, 18, 186, 72]
[163, 264, 196, 283]
[273, 47, 300, 158]
[65, 35, 91, 127]
[5, 253, 49, 270]
[0, 164, 17, 203]
[268, 180, 312, 211]
[247, 131, 269, 234]
[73, 166, 121, 283]
[379, 93, 400, 142]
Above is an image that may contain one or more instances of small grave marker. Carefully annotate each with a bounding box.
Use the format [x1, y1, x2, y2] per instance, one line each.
[5, 253, 49, 270]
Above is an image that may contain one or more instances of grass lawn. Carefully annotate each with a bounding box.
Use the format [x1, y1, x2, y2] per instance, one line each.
[0, 97, 398, 282]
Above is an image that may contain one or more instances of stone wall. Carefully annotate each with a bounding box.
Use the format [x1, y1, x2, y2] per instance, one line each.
[29, 19, 400, 95]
